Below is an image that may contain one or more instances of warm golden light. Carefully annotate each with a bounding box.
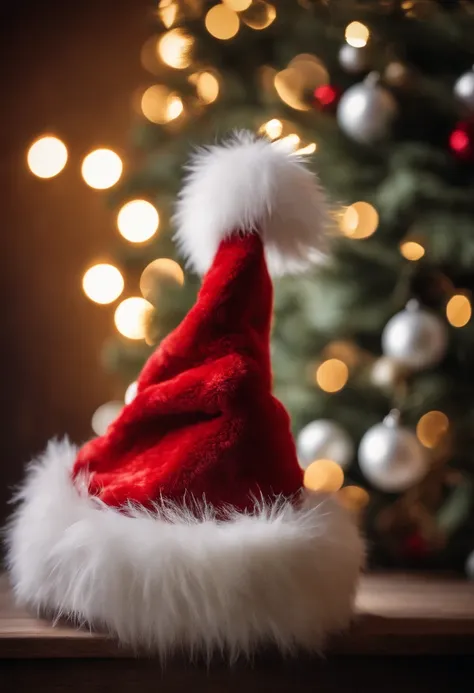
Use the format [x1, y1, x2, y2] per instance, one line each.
[242, 1, 276, 30]
[260, 118, 283, 140]
[141, 85, 183, 123]
[337, 486, 370, 512]
[195, 71, 220, 104]
[158, 28, 193, 68]
[316, 359, 349, 393]
[304, 459, 345, 493]
[223, 0, 251, 10]
[289, 53, 329, 90]
[279, 133, 300, 150]
[117, 200, 159, 244]
[345, 21, 370, 48]
[205, 4, 240, 40]
[27, 136, 68, 178]
[416, 411, 449, 449]
[91, 401, 123, 436]
[82, 264, 124, 305]
[81, 149, 123, 190]
[274, 69, 310, 111]
[158, 0, 177, 28]
[295, 142, 317, 155]
[124, 381, 138, 405]
[339, 202, 379, 239]
[400, 241, 425, 261]
[140, 258, 185, 301]
[446, 294, 472, 328]
[114, 297, 153, 340]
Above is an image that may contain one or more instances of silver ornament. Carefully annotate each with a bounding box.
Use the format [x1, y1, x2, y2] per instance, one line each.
[454, 66, 474, 113]
[338, 44, 370, 74]
[337, 72, 398, 144]
[358, 410, 428, 493]
[382, 299, 448, 371]
[466, 549, 474, 580]
[297, 419, 353, 469]
[371, 356, 405, 390]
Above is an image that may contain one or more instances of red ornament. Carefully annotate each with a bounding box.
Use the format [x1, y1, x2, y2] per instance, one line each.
[402, 531, 429, 559]
[313, 84, 341, 112]
[449, 120, 474, 161]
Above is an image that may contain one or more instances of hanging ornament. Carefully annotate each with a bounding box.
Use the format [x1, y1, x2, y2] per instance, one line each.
[297, 419, 353, 469]
[466, 549, 474, 580]
[381, 299, 448, 371]
[358, 410, 428, 493]
[337, 72, 398, 145]
[313, 84, 341, 112]
[454, 66, 474, 113]
[384, 61, 411, 88]
[338, 44, 370, 75]
[370, 356, 407, 391]
[449, 120, 474, 161]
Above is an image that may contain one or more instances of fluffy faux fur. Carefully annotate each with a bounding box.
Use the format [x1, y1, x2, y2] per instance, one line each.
[7, 439, 364, 658]
[173, 132, 329, 276]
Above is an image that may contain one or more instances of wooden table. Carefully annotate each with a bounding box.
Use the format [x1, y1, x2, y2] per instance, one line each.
[1, 572, 474, 692]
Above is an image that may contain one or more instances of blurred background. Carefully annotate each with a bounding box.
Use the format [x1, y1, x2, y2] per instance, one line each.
[3, 0, 474, 576]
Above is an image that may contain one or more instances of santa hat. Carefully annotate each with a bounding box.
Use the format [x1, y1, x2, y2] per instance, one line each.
[7, 133, 364, 658]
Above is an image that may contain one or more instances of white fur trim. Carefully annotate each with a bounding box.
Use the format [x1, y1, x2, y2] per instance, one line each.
[6, 439, 364, 658]
[173, 132, 329, 276]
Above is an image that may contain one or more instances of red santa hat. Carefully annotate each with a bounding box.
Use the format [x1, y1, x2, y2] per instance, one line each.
[7, 133, 363, 658]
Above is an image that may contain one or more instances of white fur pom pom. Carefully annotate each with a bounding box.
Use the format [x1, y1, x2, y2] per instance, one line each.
[173, 132, 329, 276]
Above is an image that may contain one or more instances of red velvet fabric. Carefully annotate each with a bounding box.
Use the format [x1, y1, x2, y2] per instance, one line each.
[73, 233, 303, 511]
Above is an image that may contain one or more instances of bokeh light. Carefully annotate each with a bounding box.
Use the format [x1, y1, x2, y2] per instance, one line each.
[416, 411, 449, 449]
[91, 401, 123, 436]
[141, 85, 183, 123]
[223, 0, 251, 10]
[242, 1, 276, 30]
[446, 294, 472, 328]
[194, 71, 220, 104]
[158, 28, 193, 68]
[339, 202, 379, 239]
[158, 0, 178, 28]
[316, 359, 349, 393]
[117, 200, 159, 243]
[295, 142, 317, 155]
[114, 297, 153, 340]
[81, 149, 123, 190]
[124, 381, 138, 405]
[260, 118, 283, 140]
[82, 264, 124, 305]
[274, 69, 310, 111]
[27, 136, 68, 178]
[337, 486, 370, 512]
[400, 241, 425, 261]
[140, 258, 185, 301]
[205, 4, 240, 40]
[304, 459, 345, 493]
[345, 21, 370, 48]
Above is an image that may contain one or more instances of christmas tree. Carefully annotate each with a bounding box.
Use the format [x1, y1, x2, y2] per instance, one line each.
[83, 0, 474, 574]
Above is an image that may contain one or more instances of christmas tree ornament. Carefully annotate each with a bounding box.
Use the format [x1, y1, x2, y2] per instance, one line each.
[381, 300, 448, 371]
[384, 61, 411, 88]
[338, 44, 370, 74]
[454, 66, 474, 113]
[297, 419, 354, 469]
[337, 72, 398, 145]
[370, 356, 407, 390]
[466, 549, 474, 580]
[7, 134, 363, 657]
[313, 84, 341, 112]
[449, 120, 474, 161]
[358, 410, 428, 493]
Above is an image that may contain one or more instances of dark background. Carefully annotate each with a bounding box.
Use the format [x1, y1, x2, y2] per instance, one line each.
[0, 0, 151, 533]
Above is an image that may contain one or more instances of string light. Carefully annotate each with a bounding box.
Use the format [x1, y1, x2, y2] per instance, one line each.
[279, 133, 300, 150]
[158, 28, 193, 69]
[295, 142, 317, 155]
[141, 85, 183, 123]
[339, 202, 379, 239]
[124, 381, 138, 405]
[158, 0, 178, 28]
[345, 21, 370, 48]
[27, 136, 68, 178]
[117, 200, 159, 243]
[114, 297, 153, 340]
[91, 401, 123, 436]
[205, 4, 240, 40]
[242, 1, 276, 30]
[81, 149, 123, 190]
[446, 294, 472, 328]
[140, 258, 185, 301]
[223, 0, 251, 10]
[304, 459, 344, 493]
[337, 486, 370, 512]
[316, 359, 349, 393]
[82, 264, 124, 305]
[416, 411, 449, 449]
[400, 241, 425, 261]
[260, 118, 283, 140]
[194, 71, 220, 104]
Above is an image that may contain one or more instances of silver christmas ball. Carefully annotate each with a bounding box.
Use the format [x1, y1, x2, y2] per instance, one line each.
[297, 419, 353, 470]
[358, 411, 428, 493]
[454, 66, 474, 113]
[337, 72, 398, 144]
[382, 300, 448, 371]
[338, 44, 370, 74]
[466, 550, 474, 580]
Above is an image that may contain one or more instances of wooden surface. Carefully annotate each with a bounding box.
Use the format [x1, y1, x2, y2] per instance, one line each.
[1, 572, 474, 658]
